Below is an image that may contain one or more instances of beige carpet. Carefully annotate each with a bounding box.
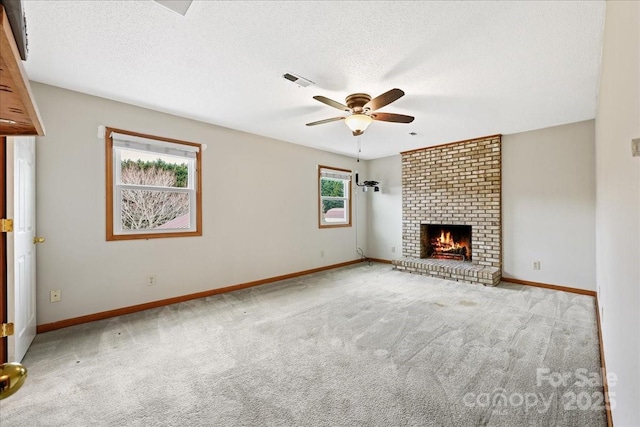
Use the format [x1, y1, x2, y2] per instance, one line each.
[0, 263, 606, 426]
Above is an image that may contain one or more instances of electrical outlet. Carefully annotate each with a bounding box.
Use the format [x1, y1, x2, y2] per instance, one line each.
[391, 246, 396, 253]
[533, 261, 541, 270]
[50, 290, 61, 303]
[320, 250, 324, 258]
[147, 275, 157, 286]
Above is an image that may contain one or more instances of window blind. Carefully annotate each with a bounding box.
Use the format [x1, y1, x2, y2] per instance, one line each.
[319, 167, 352, 181]
[110, 132, 199, 159]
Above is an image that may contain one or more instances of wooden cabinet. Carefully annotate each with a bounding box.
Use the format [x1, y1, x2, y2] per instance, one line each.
[0, 5, 44, 136]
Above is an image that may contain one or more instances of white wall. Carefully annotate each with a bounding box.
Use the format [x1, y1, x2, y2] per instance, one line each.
[502, 120, 596, 289]
[365, 155, 403, 260]
[595, 1, 640, 425]
[32, 83, 368, 325]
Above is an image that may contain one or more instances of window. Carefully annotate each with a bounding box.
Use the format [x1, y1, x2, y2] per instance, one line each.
[318, 165, 351, 228]
[105, 128, 202, 240]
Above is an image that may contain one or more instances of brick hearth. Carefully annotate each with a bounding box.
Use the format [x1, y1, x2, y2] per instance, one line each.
[392, 258, 501, 286]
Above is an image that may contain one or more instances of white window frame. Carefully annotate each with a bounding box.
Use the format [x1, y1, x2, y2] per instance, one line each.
[318, 165, 352, 228]
[105, 128, 203, 240]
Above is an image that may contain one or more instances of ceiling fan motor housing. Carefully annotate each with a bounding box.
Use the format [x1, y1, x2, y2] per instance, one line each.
[345, 93, 372, 113]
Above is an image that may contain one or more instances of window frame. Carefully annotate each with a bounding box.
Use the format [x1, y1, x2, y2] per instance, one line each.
[318, 165, 352, 228]
[105, 127, 203, 241]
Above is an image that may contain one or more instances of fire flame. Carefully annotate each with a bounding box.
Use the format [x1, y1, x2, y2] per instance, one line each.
[428, 227, 471, 261]
[437, 230, 460, 250]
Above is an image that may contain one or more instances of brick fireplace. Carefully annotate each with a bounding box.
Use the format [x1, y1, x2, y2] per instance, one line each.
[392, 134, 502, 286]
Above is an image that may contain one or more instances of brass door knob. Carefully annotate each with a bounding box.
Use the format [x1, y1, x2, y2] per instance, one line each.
[0, 363, 28, 400]
[33, 237, 45, 244]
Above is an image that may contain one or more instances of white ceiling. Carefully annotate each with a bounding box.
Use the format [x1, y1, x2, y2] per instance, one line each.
[22, 1, 606, 160]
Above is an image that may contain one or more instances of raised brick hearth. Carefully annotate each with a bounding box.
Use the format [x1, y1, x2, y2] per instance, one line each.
[393, 258, 500, 286]
[394, 135, 502, 286]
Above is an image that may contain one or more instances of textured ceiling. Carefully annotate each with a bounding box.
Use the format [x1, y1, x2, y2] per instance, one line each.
[22, 1, 606, 159]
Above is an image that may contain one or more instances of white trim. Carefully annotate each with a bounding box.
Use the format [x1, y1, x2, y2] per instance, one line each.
[111, 140, 197, 235]
[118, 184, 192, 193]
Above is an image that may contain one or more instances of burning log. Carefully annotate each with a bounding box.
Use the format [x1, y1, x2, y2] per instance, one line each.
[430, 232, 469, 261]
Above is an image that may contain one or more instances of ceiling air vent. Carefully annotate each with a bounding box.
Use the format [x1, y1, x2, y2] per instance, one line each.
[154, 0, 193, 16]
[283, 73, 315, 88]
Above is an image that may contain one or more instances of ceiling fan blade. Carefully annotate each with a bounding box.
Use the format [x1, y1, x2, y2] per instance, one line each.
[306, 116, 346, 126]
[313, 96, 349, 111]
[371, 112, 415, 123]
[364, 88, 405, 111]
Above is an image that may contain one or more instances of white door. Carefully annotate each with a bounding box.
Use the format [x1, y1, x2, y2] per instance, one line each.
[6, 136, 37, 362]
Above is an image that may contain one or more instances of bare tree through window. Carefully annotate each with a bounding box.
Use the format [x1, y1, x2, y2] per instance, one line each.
[120, 160, 190, 230]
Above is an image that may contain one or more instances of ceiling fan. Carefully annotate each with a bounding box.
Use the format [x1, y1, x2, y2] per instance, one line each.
[306, 88, 414, 136]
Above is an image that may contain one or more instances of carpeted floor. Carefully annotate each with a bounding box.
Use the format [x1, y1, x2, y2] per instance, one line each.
[0, 262, 606, 426]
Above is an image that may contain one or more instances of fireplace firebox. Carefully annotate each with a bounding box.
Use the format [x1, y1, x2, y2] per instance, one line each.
[421, 224, 472, 262]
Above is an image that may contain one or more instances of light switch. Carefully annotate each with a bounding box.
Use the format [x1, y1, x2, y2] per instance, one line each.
[632, 138, 640, 157]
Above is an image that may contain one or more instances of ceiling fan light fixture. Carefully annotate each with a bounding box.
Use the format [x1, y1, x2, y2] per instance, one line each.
[345, 114, 373, 136]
